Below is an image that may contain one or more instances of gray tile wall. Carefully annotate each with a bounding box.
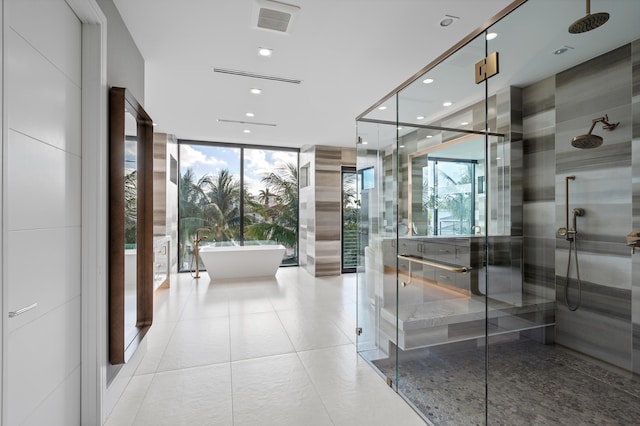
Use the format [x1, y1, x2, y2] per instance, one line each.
[522, 44, 635, 370]
[522, 77, 556, 301]
[153, 133, 179, 273]
[632, 39, 640, 374]
[299, 145, 356, 276]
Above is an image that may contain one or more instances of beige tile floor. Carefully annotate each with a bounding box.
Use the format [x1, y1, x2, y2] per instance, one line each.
[105, 267, 426, 426]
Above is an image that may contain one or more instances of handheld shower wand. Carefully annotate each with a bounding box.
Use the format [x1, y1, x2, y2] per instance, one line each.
[557, 176, 584, 311]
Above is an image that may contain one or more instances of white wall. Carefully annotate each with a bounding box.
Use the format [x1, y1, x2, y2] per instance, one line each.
[4, 0, 82, 424]
[96, 0, 145, 103]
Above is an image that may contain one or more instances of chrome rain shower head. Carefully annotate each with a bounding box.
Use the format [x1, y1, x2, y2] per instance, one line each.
[571, 115, 619, 149]
[568, 0, 610, 34]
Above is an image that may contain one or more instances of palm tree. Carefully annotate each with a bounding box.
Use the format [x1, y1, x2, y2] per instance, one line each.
[245, 162, 298, 249]
[257, 188, 274, 207]
[178, 169, 211, 266]
[203, 169, 241, 243]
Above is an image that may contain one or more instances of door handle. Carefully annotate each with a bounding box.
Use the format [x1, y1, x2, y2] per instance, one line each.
[9, 302, 38, 318]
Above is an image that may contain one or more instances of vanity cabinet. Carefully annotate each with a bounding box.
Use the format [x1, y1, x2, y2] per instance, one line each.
[397, 237, 482, 295]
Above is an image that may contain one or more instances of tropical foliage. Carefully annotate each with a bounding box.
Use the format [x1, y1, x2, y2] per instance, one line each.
[124, 169, 137, 246]
[342, 171, 359, 270]
[244, 162, 298, 250]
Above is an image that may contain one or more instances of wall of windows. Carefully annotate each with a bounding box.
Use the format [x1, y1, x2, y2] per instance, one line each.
[178, 141, 299, 272]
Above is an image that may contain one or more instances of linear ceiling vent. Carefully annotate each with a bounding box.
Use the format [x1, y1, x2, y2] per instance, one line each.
[217, 119, 277, 127]
[252, 0, 300, 34]
[213, 68, 302, 85]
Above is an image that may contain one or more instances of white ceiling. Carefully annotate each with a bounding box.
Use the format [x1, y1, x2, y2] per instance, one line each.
[112, 0, 516, 149]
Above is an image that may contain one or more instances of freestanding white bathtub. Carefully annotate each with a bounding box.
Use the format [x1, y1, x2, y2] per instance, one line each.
[199, 244, 286, 281]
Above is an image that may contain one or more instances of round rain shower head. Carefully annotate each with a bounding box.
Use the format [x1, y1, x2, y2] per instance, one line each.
[568, 12, 609, 33]
[571, 133, 603, 149]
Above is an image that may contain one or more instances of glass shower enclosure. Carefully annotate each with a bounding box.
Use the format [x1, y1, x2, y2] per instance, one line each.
[356, 0, 640, 424]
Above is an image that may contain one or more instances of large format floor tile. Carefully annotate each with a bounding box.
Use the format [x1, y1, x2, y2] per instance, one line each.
[231, 353, 333, 426]
[133, 364, 233, 426]
[157, 316, 230, 371]
[229, 311, 295, 361]
[105, 268, 426, 426]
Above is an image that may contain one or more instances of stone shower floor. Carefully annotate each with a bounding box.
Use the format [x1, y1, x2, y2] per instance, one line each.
[373, 338, 640, 425]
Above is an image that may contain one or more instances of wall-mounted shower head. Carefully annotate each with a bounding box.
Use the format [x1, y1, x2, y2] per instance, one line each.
[572, 133, 602, 149]
[571, 115, 619, 149]
[568, 0, 610, 34]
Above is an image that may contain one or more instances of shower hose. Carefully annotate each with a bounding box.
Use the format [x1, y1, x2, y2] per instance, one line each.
[564, 238, 582, 311]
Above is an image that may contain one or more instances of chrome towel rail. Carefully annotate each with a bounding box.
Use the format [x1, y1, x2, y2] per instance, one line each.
[398, 254, 471, 274]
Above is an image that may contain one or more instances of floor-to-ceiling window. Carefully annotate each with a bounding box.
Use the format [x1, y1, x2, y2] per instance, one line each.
[178, 141, 299, 272]
[342, 167, 358, 272]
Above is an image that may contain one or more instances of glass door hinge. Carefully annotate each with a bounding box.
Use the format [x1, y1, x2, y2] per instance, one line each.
[475, 51, 499, 84]
[356, 327, 362, 336]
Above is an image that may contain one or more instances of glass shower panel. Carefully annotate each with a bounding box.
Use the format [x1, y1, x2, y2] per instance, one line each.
[357, 0, 640, 424]
[392, 128, 489, 424]
[393, 33, 490, 424]
[484, 0, 640, 424]
[356, 115, 400, 373]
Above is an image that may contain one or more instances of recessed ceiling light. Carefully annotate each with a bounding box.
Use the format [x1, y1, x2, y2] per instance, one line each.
[423, 78, 434, 84]
[397, 126, 403, 130]
[250, 88, 262, 94]
[378, 106, 387, 110]
[258, 47, 272, 57]
[243, 129, 251, 134]
[443, 101, 453, 107]
[399, 145, 405, 148]
[461, 121, 469, 126]
[246, 112, 255, 117]
[486, 32, 498, 41]
[417, 116, 425, 120]
[439, 15, 459, 27]
[362, 141, 368, 145]
[426, 135, 433, 139]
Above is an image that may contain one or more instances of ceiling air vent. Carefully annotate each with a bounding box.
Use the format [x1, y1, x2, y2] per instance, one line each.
[258, 8, 290, 32]
[253, 0, 300, 34]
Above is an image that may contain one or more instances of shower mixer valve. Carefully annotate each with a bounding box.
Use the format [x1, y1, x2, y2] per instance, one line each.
[626, 230, 640, 255]
[558, 208, 585, 240]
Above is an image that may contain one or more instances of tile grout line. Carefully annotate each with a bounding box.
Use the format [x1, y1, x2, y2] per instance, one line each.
[273, 295, 339, 425]
[127, 276, 203, 424]
[228, 299, 236, 426]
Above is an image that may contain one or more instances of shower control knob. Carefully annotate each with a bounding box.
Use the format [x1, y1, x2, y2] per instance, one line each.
[557, 227, 568, 236]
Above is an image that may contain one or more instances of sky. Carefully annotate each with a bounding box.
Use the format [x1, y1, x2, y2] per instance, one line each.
[179, 144, 297, 195]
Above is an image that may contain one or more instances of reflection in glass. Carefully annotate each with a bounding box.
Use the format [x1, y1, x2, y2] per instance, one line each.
[123, 110, 138, 347]
[409, 136, 484, 236]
